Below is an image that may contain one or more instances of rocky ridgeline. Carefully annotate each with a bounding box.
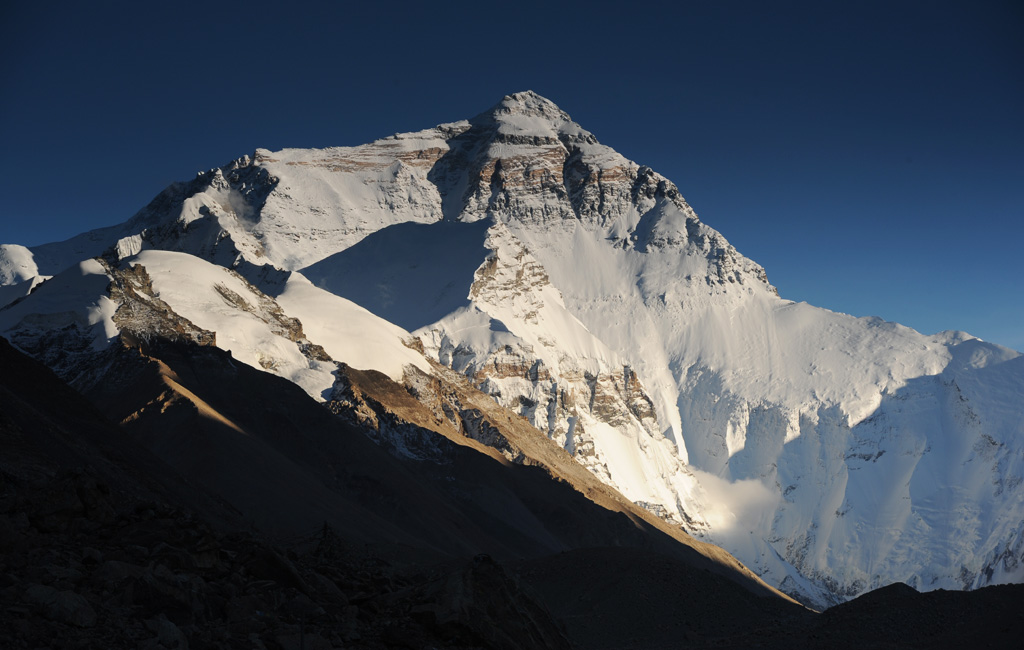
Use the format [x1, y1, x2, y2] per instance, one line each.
[105, 261, 217, 350]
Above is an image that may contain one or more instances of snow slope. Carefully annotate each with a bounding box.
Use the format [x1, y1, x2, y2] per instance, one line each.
[0, 258, 118, 361]
[126, 250, 337, 400]
[1, 91, 1021, 608]
[0, 248, 431, 403]
[270, 271, 432, 381]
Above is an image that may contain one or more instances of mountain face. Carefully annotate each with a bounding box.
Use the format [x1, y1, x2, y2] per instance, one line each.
[2, 90, 1022, 609]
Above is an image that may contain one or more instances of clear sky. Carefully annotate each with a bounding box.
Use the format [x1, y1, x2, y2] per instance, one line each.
[2, 1, 1021, 350]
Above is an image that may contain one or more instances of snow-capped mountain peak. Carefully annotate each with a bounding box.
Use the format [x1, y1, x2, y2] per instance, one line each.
[1, 92, 1020, 610]
[481, 90, 594, 141]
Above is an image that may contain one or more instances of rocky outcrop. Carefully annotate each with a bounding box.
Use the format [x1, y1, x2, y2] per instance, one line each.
[105, 259, 216, 349]
[324, 364, 465, 464]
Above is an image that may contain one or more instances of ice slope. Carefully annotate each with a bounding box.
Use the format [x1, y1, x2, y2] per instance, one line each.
[1, 91, 1021, 607]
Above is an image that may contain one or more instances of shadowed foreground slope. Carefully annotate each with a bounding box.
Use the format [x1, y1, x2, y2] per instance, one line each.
[3, 335, 1020, 648]
[1, 335, 806, 648]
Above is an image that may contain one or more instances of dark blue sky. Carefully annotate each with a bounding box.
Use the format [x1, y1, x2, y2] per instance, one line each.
[2, 1, 1021, 349]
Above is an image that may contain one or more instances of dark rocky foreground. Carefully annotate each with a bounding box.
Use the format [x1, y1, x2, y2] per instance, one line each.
[1, 335, 1021, 649]
[3, 475, 1021, 650]
[0, 469, 574, 649]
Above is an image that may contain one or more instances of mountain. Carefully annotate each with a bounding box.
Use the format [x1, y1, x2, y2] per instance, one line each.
[2, 91, 1022, 610]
